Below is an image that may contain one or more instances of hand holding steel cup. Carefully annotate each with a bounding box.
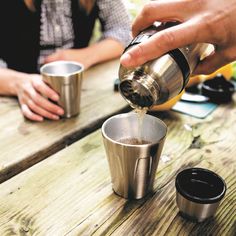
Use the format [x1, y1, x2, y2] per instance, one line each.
[102, 113, 167, 199]
[40, 61, 84, 118]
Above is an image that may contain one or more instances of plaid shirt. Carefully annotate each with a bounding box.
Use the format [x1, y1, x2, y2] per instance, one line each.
[0, 0, 131, 69]
[39, 0, 131, 66]
[97, 0, 131, 46]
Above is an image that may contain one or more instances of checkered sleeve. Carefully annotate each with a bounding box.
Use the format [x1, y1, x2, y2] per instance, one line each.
[97, 0, 132, 47]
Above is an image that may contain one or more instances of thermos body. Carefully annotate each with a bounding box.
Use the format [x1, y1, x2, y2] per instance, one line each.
[119, 22, 209, 109]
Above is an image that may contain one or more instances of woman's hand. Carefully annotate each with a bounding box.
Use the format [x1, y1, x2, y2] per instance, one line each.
[16, 74, 64, 121]
[120, 0, 236, 75]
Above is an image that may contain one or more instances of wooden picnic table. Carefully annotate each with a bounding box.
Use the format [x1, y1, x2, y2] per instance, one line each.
[0, 60, 235, 235]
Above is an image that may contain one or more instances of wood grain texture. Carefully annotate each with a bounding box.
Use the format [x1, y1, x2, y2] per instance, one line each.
[0, 60, 130, 183]
[0, 99, 235, 235]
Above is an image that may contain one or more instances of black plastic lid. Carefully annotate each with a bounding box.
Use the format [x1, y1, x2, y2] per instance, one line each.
[175, 168, 226, 204]
[201, 74, 235, 103]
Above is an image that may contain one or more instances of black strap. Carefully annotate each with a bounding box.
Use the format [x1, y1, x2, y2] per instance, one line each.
[168, 49, 190, 92]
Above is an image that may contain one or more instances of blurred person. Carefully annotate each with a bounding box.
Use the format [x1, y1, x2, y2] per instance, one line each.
[0, 0, 131, 121]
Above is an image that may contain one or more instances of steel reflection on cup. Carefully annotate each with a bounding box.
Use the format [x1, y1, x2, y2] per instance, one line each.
[102, 113, 167, 199]
[40, 61, 84, 118]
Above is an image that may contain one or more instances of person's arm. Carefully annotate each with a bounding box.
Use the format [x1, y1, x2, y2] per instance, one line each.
[0, 68, 64, 121]
[44, 0, 132, 69]
[120, 0, 236, 75]
[44, 38, 124, 69]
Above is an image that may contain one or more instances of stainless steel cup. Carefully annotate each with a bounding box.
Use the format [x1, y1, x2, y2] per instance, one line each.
[40, 61, 84, 118]
[102, 113, 167, 199]
[175, 168, 227, 222]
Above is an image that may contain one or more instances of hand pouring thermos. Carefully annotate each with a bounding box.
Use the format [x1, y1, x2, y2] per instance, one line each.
[119, 22, 210, 109]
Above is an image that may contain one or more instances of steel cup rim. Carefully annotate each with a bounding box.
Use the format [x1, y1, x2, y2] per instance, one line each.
[101, 113, 167, 147]
[40, 60, 84, 78]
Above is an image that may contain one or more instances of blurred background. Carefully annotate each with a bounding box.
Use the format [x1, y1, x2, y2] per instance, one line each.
[123, 0, 148, 19]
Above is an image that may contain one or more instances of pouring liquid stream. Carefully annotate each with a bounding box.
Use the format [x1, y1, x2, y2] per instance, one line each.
[117, 107, 149, 145]
[135, 108, 148, 144]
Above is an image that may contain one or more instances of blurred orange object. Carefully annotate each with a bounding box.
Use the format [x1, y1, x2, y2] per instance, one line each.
[150, 63, 233, 111]
[187, 63, 233, 87]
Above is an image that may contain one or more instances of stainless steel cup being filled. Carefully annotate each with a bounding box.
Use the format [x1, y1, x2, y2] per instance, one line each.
[102, 113, 167, 199]
[40, 61, 84, 118]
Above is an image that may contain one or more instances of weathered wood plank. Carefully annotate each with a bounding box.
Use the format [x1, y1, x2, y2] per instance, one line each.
[0, 60, 130, 183]
[0, 100, 235, 235]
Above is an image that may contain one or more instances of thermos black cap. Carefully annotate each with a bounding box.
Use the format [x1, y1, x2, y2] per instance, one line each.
[201, 74, 235, 103]
[176, 167, 227, 204]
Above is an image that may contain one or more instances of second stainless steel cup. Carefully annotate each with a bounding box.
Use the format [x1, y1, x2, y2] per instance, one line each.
[102, 113, 167, 199]
[40, 61, 84, 118]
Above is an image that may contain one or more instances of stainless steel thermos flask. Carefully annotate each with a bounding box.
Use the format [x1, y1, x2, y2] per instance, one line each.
[119, 22, 209, 109]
